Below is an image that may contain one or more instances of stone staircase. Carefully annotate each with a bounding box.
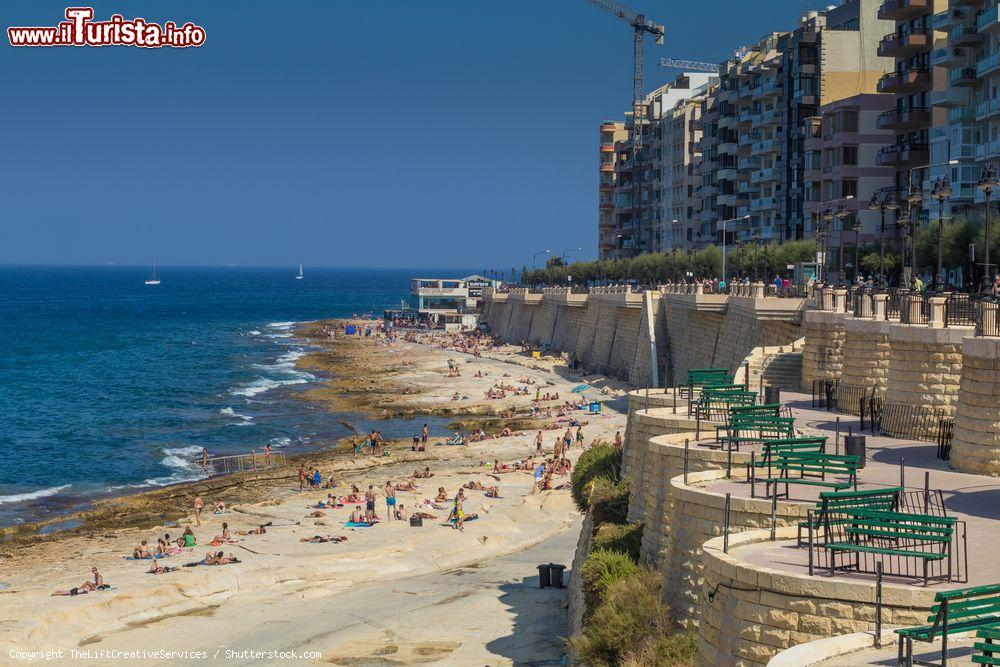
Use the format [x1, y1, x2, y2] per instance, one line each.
[759, 350, 803, 391]
[736, 337, 805, 393]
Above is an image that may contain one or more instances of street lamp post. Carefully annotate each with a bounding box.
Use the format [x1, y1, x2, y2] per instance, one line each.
[868, 191, 900, 288]
[532, 249, 551, 268]
[905, 159, 959, 288]
[978, 162, 998, 293]
[931, 177, 952, 290]
[560, 247, 582, 264]
[720, 214, 751, 286]
[835, 203, 850, 283]
[816, 196, 855, 283]
[821, 209, 833, 283]
[851, 215, 863, 283]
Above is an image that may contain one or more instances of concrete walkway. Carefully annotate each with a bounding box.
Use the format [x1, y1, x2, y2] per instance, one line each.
[698, 391, 1000, 588]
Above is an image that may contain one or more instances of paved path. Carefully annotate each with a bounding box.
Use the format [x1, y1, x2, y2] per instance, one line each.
[84, 517, 580, 666]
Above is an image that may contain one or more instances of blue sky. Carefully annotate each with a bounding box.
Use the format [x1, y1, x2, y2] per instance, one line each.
[1, 0, 807, 269]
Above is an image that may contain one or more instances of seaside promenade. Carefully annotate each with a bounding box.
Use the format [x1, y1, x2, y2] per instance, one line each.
[508, 282, 1000, 665]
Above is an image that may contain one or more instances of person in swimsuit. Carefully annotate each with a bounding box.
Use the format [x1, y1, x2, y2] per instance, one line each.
[193, 496, 204, 526]
[384, 481, 396, 521]
[365, 485, 377, 523]
[535, 431, 543, 453]
[451, 488, 466, 531]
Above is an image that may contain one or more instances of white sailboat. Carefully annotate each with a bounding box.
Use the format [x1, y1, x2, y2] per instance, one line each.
[145, 258, 161, 285]
[295, 263, 304, 280]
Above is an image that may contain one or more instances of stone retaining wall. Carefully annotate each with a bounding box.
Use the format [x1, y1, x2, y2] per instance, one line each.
[841, 318, 891, 393]
[951, 336, 1000, 476]
[800, 310, 847, 392]
[698, 528, 933, 666]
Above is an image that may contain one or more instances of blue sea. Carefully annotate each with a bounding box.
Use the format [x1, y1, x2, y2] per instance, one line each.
[0, 265, 467, 526]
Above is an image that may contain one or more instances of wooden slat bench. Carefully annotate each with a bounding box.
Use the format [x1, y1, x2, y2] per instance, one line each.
[896, 583, 1000, 666]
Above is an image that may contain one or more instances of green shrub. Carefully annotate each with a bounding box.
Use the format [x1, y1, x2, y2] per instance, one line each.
[579, 548, 639, 616]
[589, 477, 630, 526]
[570, 443, 621, 512]
[592, 521, 643, 563]
[571, 568, 697, 667]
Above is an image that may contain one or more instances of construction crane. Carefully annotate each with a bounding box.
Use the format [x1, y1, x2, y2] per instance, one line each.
[659, 58, 720, 73]
[587, 0, 664, 255]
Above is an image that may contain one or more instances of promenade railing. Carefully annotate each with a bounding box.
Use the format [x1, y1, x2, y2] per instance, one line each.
[975, 297, 1000, 337]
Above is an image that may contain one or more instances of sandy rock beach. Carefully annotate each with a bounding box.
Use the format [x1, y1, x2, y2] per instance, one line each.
[0, 324, 627, 665]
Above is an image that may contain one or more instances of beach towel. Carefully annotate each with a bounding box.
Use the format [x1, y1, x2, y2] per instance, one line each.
[124, 554, 171, 561]
[344, 521, 377, 528]
[572, 384, 589, 393]
[448, 516, 479, 524]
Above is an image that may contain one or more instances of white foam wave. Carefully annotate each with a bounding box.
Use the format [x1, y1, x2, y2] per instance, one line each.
[247, 330, 262, 336]
[0, 484, 71, 505]
[269, 436, 291, 448]
[230, 376, 309, 397]
[268, 321, 297, 329]
[219, 407, 253, 422]
[268, 333, 293, 339]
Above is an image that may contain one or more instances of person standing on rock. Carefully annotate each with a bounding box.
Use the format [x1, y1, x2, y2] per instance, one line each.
[421, 424, 429, 448]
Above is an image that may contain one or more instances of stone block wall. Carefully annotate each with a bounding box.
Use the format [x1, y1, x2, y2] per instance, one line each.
[884, 325, 970, 434]
[840, 318, 891, 393]
[800, 311, 847, 392]
[951, 336, 1000, 476]
[664, 471, 809, 625]
[698, 529, 933, 667]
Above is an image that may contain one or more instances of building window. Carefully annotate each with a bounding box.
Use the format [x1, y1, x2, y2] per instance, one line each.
[842, 179, 858, 199]
[842, 146, 858, 166]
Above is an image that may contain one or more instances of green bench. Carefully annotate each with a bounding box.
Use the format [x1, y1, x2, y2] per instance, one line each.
[896, 583, 1000, 666]
[693, 386, 758, 420]
[795, 485, 900, 547]
[755, 451, 859, 500]
[715, 403, 783, 443]
[747, 437, 826, 495]
[827, 509, 955, 586]
[682, 368, 733, 399]
[973, 626, 1000, 666]
[720, 414, 796, 451]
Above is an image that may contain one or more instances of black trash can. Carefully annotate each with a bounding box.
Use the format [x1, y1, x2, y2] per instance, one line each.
[844, 435, 866, 469]
[764, 386, 781, 405]
[549, 563, 566, 589]
[537, 564, 551, 589]
[409, 515, 423, 527]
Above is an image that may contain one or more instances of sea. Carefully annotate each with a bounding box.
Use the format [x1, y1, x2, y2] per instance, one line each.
[0, 265, 470, 527]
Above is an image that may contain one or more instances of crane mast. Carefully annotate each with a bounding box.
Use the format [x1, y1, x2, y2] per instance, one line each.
[587, 0, 664, 256]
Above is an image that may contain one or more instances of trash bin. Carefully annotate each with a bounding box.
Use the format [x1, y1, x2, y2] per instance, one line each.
[409, 515, 423, 527]
[844, 435, 866, 469]
[549, 563, 566, 588]
[764, 386, 781, 405]
[537, 564, 551, 589]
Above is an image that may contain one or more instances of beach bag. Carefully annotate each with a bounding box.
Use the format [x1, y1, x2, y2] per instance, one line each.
[409, 515, 423, 527]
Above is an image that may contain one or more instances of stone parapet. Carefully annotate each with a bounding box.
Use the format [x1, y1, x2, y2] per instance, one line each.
[800, 310, 848, 391]
[950, 336, 1000, 476]
[698, 528, 933, 666]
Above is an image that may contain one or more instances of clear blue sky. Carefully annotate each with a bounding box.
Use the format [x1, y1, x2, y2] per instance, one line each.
[1, 0, 806, 269]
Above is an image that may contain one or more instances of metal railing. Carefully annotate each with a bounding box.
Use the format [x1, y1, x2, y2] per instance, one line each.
[203, 451, 286, 475]
[944, 293, 976, 327]
[976, 298, 1000, 336]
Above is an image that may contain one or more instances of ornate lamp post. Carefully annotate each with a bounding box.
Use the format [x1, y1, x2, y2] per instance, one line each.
[851, 215, 863, 284]
[906, 181, 923, 288]
[818, 210, 831, 282]
[869, 191, 900, 288]
[978, 163, 998, 292]
[835, 203, 850, 284]
[931, 177, 952, 291]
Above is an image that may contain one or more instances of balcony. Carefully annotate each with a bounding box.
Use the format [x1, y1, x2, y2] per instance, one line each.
[877, 68, 931, 94]
[949, 66, 980, 87]
[929, 87, 967, 108]
[876, 107, 931, 131]
[752, 139, 777, 154]
[878, 29, 931, 57]
[739, 156, 761, 170]
[719, 141, 739, 155]
[978, 4, 999, 33]
[978, 51, 1000, 77]
[976, 139, 1000, 161]
[758, 109, 778, 126]
[977, 97, 1000, 120]
[933, 8, 968, 30]
[717, 167, 738, 180]
[878, 0, 932, 21]
[948, 105, 977, 124]
[600, 161, 615, 172]
[950, 22, 984, 46]
[930, 46, 966, 67]
[876, 143, 929, 167]
[751, 168, 776, 183]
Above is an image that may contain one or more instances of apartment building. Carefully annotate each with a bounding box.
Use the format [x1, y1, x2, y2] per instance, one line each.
[598, 121, 628, 259]
[601, 73, 715, 259]
[804, 93, 897, 278]
[876, 0, 949, 213]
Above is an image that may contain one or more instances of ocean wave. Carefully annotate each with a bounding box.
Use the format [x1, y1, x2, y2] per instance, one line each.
[160, 444, 204, 471]
[219, 407, 254, 425]
[230, 376, 309, 397]
[0, 484, 71, 505]
[268, 321, 297, 330]
[269, 436, 291, 448]
[268, 333, 293, 339]
[247, 330, 262, 336]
